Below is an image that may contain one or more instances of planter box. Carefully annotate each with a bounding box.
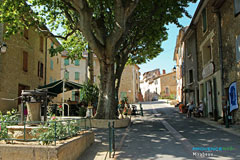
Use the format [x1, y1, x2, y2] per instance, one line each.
[78, 118, 131, 128]
[0, 131, 94, 160]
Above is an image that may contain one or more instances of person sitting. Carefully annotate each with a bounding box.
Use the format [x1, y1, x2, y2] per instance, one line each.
[187, 101, 195, 118]
[197, 101, 204, 117]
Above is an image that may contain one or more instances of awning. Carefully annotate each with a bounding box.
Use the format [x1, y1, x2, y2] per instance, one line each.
[38, 80, 83, 96]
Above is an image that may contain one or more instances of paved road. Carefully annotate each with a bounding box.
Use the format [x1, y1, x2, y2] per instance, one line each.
[115, 101, 240, 160]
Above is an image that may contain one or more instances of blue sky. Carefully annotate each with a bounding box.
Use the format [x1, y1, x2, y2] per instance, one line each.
[139, 1, 199, 79]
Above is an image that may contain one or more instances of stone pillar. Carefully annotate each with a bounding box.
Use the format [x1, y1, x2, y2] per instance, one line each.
[26, 102, 41, 122]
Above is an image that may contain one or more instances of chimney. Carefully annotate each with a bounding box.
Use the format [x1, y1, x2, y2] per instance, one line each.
[162, 69, 166, 75]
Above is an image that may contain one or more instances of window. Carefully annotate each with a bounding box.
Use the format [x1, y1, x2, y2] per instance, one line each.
[234, 0, 240, 16]
[64, 59, 69, 66]
[24, 28, 28, 39]
[202, 8, 207, 33]
[38, 61, 44, 78]
[23, 51, 28, 72]
[75, 60, 80, 66]
[165, 87, 169, 95]
[155, 80, 158, 85]
[40, 36, 44, 52]
[202, 40, 212, 65]
[64, 71, 69, 80]
[50, 60, 53, 70]
[188, 69, 193, 84]
[75, 72, 79, 80]
[72, 91, 75, 101]
[236, 35, 240, 62]
[50, 77, 53, 83]
[120, 92, 127, 100]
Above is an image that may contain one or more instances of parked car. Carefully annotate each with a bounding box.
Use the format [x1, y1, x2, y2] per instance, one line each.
[152, 96, 158, 101]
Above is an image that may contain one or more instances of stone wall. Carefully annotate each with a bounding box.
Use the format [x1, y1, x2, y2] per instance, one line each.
[220, 1, 240, 121]
[0, 27, 46, 112]
[0, 131, 94, 160]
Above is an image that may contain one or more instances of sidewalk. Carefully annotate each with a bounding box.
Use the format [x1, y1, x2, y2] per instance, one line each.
[173, 107, 240, 137]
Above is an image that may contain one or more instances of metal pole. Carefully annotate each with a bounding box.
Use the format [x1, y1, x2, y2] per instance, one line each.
[108, 122, 112, 158]
[54, 121, 57, 146]
[62, 80, 65, 117]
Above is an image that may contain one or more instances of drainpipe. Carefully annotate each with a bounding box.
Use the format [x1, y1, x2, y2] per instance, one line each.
[216, 11, 227, 127]
[44, 37, 48, 85]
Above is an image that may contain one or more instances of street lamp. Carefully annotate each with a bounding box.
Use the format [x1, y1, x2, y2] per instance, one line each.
[62, 69, 69, 117]
[0, 42, 7, 54]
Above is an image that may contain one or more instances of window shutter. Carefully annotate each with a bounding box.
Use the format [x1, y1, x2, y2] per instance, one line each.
[72, 91, 75, 101]
[64, 72, 69, 80]
[64, 59, 69, 66]
[50, 60, 53, 70]
[75, 72, 79, 80]
[75, 60, 80, 66]
[202, 8, 207, 32]
[50, 77, 53, 83]
[40, 63, 44, 78]
[234, 0, 240, 15]
[236, 35, 240, 62]
[24, 28, 28, 39]
[40, 36, 44, 52]
[38, 61, 40, 76]
[23, 51, 28, 72]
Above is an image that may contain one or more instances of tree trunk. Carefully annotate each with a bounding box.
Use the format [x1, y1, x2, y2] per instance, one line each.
[94, 61, 117, 119]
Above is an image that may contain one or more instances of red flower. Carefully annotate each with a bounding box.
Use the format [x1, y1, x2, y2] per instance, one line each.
[51, 116, 56, 120]
[59, 105, 62, 108]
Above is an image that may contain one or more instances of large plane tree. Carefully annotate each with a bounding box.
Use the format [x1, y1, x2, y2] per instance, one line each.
[0, 0, 196, 119]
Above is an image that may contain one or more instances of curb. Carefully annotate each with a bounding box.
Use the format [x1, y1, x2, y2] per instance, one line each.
[192, 117, 240, 137]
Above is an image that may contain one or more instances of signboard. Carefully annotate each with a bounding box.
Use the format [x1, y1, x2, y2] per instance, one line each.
[228, 82, 238, 112]
[202, 62, 214, 79]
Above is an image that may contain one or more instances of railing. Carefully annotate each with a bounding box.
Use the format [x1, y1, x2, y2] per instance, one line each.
[108, 121, 115, 158]
[0, 118, 91, 145]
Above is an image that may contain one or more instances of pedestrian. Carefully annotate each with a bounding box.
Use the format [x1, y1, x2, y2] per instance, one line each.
[187, 101, 195, 118]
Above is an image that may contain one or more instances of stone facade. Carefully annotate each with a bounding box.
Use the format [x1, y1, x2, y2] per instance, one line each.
[140, 69, 161, 101]
[218, 0, 240, 121]
[174, 28, 187, 103]
[0, 26, 63, 112]
[0, 27, 46, 112]
[159, 71, 177, 97]
[59, 52, 140, 104]
[179, 0, 240, 123]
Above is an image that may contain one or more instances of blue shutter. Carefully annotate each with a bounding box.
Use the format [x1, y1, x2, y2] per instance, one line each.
[50, 77, 53, 83]
[236, 35, 240, 62]
[75, 60, 80, 66]
[72, 91, 75, 101]
[64, 59, 69, 66]
[64, 72, 69, 80]
[50, 60, 53, 70]
[234, 0, 240, 15]
[75, 72, 79, 80]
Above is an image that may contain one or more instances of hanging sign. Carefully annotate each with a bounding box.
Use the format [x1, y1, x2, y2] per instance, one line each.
[228, 82, 238, 112]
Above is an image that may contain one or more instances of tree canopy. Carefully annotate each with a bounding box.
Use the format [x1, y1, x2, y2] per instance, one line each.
[0, 0, 196, 119]
[1, 0, 195, 63]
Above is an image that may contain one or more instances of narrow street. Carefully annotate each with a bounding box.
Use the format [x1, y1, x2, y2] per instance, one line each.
[115, 101, 240, 160]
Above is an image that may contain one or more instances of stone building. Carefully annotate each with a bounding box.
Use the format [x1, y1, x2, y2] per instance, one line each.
[180, 0, 240, 123]
[214, 0, 240, 122]
[182, 25, 199, 105]
[173, 27, 188, 103]
[184, 0, 222, 120]
[60, 51, 141, 104]
[0, 26, 61, 112]
[159, 70, 177, 98]
[140, 69, 161, 101]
